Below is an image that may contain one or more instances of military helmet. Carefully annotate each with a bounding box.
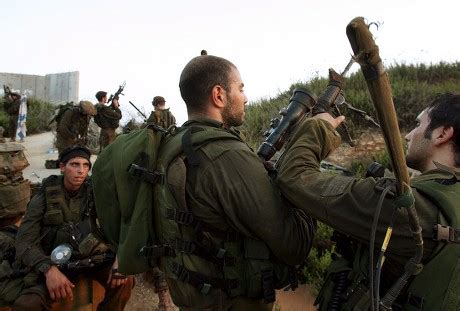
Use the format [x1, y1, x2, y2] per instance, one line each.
[79, 100, 97, 116]
[152, 96, 166, 106]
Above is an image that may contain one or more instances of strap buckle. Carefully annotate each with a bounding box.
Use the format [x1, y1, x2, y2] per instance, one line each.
[166, 208, 194, 226]
[433, 224, 454, 242]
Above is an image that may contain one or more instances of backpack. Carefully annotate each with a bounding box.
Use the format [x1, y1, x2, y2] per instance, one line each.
[92, 124, 241, 274]
[49, 102, 75, 126]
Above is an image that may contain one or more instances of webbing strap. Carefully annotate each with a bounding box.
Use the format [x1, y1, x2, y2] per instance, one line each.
[261, 269, 276, 303]
[171, 238, 235, 266]
[170, 262, 237, 295]
[128, 163, 164, 184]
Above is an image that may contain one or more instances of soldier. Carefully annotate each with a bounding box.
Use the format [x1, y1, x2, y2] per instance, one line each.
[276, 92, 460, 310]
[0, 141, 35, 307]
[94, 91, 122, 152]
[151, 54, 314, 310]
[13, 146, 134, 311]
[55, 101, 97, 154]
[3, 92, 21, 142]
[146, 96, 176, 129]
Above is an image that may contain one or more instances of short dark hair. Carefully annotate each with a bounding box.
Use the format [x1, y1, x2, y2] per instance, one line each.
[95, 91, 107, 101]
[179, 55, 236, 114]
[425, 92, 460, 165]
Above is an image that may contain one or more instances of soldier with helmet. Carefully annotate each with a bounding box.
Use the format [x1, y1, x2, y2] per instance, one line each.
[146, 96, 176, 129]
[55, 101, 97, 154]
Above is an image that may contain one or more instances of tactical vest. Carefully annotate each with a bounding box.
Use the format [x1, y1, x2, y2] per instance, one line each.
[316, 175, 460, 311]
[147, 109, 175, 129]
[142, 126, 293, 306]
[40, 176, 108, 258]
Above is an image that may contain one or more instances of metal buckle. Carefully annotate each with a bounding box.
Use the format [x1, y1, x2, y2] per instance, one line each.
[200, 283, 212, 295]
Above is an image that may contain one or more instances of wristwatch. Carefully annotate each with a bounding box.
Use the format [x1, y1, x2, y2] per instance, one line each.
[38, 262, 52, 274]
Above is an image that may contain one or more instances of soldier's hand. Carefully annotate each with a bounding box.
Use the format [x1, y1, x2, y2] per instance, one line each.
[313, 112, 345, 129]
[107, 257, 129, 288]
[45, 266, 75, 301]
[112, 99, 120, 109]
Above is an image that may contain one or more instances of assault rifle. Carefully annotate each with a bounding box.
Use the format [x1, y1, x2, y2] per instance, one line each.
[3, 85, 12, 97]
[108, 81, 126, 106]
[57, 252, 115, 271]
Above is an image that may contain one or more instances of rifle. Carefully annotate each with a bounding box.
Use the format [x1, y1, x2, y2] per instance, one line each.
[108, 81, 126, 106]
[57, 252, 115, 271]
[128, 101, 147, 121]
[257, 60, 356, 162]
[346, 17, 423, 310]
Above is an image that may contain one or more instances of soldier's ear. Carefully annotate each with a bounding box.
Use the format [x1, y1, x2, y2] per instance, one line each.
[433, 126, 454, 146]
[211, 85, 226, 109]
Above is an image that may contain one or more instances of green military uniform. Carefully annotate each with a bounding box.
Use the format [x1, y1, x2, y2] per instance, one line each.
[55, 107, 91, 154]
[13, 175, 133, 311]
[276, 118, 460, 310]
[3, 96, 21, 141]
[0, 225, 38, 307]
[158, 118, 314, 310]
[94, 103, 122, 151]
[146, 108, 176, 129]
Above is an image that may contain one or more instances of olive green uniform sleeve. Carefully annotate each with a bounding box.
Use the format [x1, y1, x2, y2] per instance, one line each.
[190, 141, 313, 266]
[276, 118, 438, 262]
[15, 193, 52, 273]
[99, 105, 122, 121]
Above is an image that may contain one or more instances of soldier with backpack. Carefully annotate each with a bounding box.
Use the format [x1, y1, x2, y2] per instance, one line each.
[55, 101, 97, 154]
[146, 96, 176, 129]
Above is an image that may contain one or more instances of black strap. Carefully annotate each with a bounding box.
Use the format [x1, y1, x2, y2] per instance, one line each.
[128, 163, 164, 184]
[181, 127, 204, 167]
[433, 224, 460, 243]
[170, 262, 237, 295]
[171, 238, 235, 266]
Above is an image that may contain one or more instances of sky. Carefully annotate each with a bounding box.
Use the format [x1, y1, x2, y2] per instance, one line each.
[1, 0, 458, 125]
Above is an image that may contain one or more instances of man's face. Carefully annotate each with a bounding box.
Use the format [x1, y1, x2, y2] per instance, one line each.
[222, 67, 248, 127]
[405, 109, 433, 172]
[102, 95, 108, 104]
[60, 157, 90, 191]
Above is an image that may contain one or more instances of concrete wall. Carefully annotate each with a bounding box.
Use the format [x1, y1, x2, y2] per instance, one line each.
[0, 71, 79, 105]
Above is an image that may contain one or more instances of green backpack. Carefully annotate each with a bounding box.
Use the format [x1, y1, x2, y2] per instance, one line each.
[49, 102, 75, 126]
[92, 124, 242, 274]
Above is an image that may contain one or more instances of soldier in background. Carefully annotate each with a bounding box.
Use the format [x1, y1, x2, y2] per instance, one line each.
[146, 96, 176, 129]
[55, 101, 97, 154]
[94, 91, 122, 152]
[3, 92, 21, 142]
[0, 141, 36, 307]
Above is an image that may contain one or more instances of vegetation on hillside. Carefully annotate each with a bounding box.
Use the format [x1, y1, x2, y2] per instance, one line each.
[0, 97, 55, 136]
[240, 61, 460, 294]
[241, 61, 460, 149]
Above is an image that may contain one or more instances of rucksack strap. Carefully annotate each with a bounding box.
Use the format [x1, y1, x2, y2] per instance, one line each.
[433, 224, 460, 243]
[128, 163, 164, 184]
